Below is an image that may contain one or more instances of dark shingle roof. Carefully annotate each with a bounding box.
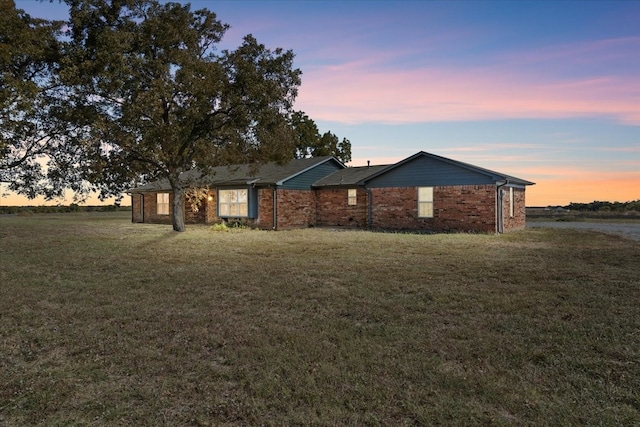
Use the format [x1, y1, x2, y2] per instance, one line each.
[312, 165, 389, 187]
[130, 156, 337, 192]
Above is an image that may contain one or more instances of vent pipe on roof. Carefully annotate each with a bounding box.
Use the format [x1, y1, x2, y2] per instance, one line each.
[367, 160, 370, 168]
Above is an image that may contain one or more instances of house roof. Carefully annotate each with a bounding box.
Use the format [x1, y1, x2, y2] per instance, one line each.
[129, 156, 339, 192]
[129, 151, 534, 193]
[312, 165, 389, 187]
[360, 151, 535, 186]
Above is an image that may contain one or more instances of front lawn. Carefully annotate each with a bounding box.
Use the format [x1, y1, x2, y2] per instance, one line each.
[1, 213, 638, 425]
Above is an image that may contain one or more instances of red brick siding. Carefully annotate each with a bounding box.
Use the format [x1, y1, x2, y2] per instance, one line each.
[316, 188, 368, 228]
[140, 192, 207, 225]
[502, 187, 526, 231]
[204, 190, 218, 224]
[370, 185, 496, 232]
[276, 189, 316, 229]
[435, 185, 496, 232]
[142, 192, 173, 224]
[255, 188, 275, 229]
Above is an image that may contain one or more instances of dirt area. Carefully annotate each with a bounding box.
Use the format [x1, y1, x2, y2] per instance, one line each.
[527, 221, 640, 242]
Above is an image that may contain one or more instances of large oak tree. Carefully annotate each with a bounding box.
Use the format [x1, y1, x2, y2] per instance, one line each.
[61, 0, 302, 231]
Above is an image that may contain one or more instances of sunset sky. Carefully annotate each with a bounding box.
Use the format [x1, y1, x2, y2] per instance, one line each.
[4, 0, 639, 207]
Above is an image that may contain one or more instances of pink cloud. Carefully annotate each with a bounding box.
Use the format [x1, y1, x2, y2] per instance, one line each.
[296, 64, 640, 125]
[295, 36, 640, 125]
[504, 36, 640, 67]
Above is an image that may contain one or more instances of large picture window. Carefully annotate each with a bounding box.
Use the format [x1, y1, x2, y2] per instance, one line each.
[157, 193, 169, 215]
[418, 187, 433, 218]
[218, 189, 248, 217]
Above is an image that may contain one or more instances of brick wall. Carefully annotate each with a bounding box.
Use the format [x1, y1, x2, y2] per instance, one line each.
[316, 188, 368, 228]
[141, 192, 207, 225]
[370, 185, 496, 232]
[276, 189, 316, 229]
[435, 185, 496, 232]
[255, 188, 275, 229]
[204, 190, 217, 224]
[502, 187, 526, 231]
[142, 193, 173, 224]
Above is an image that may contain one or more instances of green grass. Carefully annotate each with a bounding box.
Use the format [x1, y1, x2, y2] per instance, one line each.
[1, 213, 639, 426]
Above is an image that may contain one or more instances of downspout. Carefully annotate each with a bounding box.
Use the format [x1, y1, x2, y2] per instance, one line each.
[496, 180, 509, 234]
[272, 186, 277, 230]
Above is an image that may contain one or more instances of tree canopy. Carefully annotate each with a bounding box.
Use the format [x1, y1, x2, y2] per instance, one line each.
[0, 0, 86, 199]
[290, 111, 351, 164]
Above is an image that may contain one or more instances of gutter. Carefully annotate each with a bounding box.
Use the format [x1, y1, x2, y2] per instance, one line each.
[271, 185, 277, 230]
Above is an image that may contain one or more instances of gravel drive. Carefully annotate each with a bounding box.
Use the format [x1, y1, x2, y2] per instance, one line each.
[527, 221, 640, 242]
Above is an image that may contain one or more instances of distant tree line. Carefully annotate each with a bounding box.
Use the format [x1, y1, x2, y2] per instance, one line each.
[565, 200, 640, 212]
[0, 204, 130, 215]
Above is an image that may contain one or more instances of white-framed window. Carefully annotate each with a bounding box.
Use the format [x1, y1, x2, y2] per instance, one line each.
[509, 187, 514, 218]
[157, 193, 170, 215]
[347, 189, 357, 205]
[418, 187, 434, 218]
[218, 189, 248, 217]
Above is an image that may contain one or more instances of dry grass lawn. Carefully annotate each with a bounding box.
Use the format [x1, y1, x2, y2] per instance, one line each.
[1, 212, 639, 426]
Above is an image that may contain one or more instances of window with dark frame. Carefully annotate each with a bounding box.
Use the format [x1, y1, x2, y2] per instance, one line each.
[218, 189, 248, 217]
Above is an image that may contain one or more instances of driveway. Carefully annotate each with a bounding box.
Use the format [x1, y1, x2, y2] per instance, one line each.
[527, 221, 640, 242]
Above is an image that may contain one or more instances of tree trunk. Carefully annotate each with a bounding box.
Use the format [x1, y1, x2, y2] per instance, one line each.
[171, 185, 186, 232]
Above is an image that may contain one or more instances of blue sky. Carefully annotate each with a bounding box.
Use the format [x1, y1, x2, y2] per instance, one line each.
[6, 0, 640, 206]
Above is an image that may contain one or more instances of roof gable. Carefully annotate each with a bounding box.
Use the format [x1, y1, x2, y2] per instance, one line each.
[363, 151, 534, 188]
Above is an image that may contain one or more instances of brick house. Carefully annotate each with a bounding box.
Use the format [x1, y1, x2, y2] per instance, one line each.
[129, 151, 534, 233]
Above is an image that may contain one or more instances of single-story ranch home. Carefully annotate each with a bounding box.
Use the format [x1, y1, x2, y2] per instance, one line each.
[129, 151, 534, 233]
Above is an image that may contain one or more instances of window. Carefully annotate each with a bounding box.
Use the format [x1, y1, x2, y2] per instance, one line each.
[418, 187, 433, 218]
[218, 189, 248, 217]
[157, 193, 169, 215]
[347, 189, 357, 205]
[509, 187, 514, 218]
